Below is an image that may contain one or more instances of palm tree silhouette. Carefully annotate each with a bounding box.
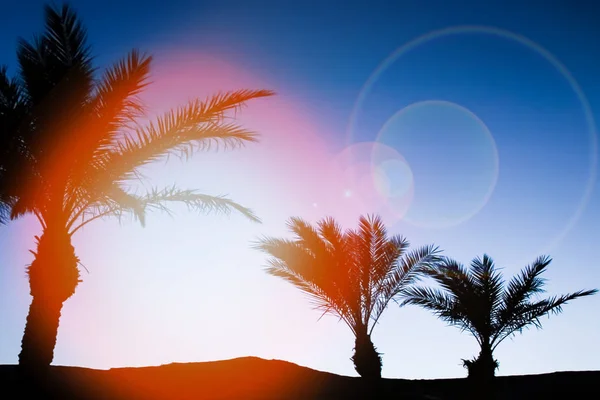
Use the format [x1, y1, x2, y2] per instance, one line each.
[402, 254, 597, 390]
[255, 214, 440, 379]
[0, 3, 273, 369]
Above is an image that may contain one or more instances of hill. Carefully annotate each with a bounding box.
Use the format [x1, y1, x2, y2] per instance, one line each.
[0, 357, 596, 399]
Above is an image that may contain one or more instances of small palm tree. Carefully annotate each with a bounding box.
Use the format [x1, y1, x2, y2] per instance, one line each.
[0, 3, 273, 369]
[255, 214, 440, 379]
[402, 255, 597, 386]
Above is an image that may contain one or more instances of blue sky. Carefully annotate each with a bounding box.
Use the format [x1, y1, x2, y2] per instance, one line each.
[0, 0, 599, 379]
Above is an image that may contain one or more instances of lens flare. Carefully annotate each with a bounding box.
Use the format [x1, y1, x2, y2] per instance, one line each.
[347, 25, 597, 249]
[375, 100, 499, 229]
[328, 142, 414, 225]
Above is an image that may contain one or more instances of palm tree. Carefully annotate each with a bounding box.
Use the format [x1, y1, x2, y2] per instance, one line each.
[255, 214, 440, 379]
[402, 255, 597, 386]
[0, 3, 273, 369]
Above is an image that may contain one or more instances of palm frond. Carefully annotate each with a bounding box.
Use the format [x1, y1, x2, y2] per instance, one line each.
[265, 257, 357, 331]
[69, 50, 152, 188]
[43, 4, 91, 67]
[17, 3, 93, 106]
[16, 34, 52, 105]
[493, 256, 551, 344]
[423, 257, 476, 303]
[93, 89, 273, 185]
[68, 183, 259, 234]
[316, 216, 345, 250]
[288, 216, 333, 261]
[9, 196, 37, 220]
[420, 257, 493, 342]
[470, 255, 504, 337]
[16, 4, 94, 187]
[254, 235, 353, 323]
[493, 288, 597, 347]
[7, 170, 46, 220]
[0, 195, 17, 224]
[369, 243, 440, 332]
[68, 182, 147, 233]
[0, 65, 26, 111]
[141, 185, 260, 223]
[0, 65, 31, 216]
[402, 285, 460, 321]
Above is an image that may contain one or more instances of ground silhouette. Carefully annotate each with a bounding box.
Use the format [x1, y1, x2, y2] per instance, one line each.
[0, 356, 596, 399]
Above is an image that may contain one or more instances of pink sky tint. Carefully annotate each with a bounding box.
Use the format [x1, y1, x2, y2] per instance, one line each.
[141, 48, 401, 228]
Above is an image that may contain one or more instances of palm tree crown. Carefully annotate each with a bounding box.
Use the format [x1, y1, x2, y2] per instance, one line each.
[255, 214, 440, 378]
[402, 254, 597, 380]
[0, 4, 272, 232]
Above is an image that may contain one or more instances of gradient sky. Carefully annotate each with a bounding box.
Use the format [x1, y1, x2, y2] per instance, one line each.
[1, 0, 599, 379]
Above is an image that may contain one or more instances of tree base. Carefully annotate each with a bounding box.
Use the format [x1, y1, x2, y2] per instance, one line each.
[351, 333, 382, 379]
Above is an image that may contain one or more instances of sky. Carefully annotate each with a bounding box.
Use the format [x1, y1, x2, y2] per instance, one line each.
[0, 0, 599, 379]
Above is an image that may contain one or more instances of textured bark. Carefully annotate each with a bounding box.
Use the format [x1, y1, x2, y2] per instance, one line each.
[18, 226, 80, 368]
[351, 332, 382, 379]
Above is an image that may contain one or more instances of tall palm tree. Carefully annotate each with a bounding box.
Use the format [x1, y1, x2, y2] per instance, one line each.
[0, 3, 273, 369]
[402, 255, 597, 385]
[255, 214, 440, 379]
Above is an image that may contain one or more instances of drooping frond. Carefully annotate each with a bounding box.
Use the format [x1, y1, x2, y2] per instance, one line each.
[0, 196, 16, 225]
[140, 185, 260, 223]
[402, 286, 464, 324]
[69, 184, 260, 234]
[7, 169, 47, 221]
[280, 218, 351, 308]
[9, 196, 38, 221]
[67, 182, 147, 234]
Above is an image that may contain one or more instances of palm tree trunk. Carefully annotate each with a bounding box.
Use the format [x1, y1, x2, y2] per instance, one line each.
[466, 342, 497, 399]
[18, 226, 80, 369]
[477, 343, 497, 381]
[18, 295, 66, 367]
[351, 330, 382, 379]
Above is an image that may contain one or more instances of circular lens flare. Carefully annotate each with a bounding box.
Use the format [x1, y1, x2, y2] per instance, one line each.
[347, 25, 597, 252]
[375, 100, 499, 229]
